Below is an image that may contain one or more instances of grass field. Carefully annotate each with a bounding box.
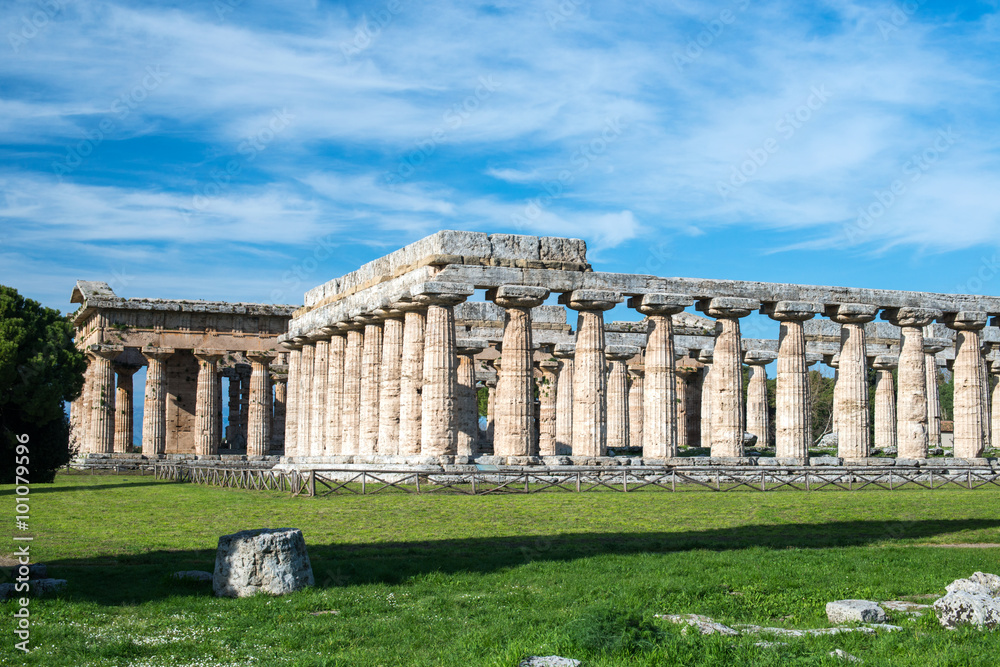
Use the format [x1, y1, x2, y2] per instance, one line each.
[2, 473, 1000, 666]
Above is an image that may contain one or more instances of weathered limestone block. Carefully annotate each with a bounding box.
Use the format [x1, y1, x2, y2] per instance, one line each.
[518, 657, 582, 667]
[764, 301, 821, 461]
[827, 303, 879, 459]
[744, 350, 776, 449]
[882, 307, 942, 458]
[944, 312, 989, 459]
[212, 528, 314, 598]
[605, 345, 639, 450]
[826, 600, 887, 624]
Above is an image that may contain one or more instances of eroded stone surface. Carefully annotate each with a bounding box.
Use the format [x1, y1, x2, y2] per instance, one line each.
[826, 600, 886, 624]
[213, 528, 314, 598]
[518, 657, 581, 667]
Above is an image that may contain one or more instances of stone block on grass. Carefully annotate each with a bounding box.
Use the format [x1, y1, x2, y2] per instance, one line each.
[213, 528, 314, 598]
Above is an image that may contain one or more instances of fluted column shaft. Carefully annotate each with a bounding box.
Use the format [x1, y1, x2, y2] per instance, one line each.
[925, 353, 942, 447]
[247, 353, 275, 457]
[89, 349, 117, 454]
[628, 369, 644, 454]
[700, 363, 713, 449]
[643, 315, 677, 457]
[775, 320, 810, 459]
[283, 346, 301, 456]
[553, 353, 574, 454]
[326, 334, 345, 455]
[298, 343, 315, 457]
[873, 360, 897, 452]
[605, 354, 631, 451]
[456, 345, 483, 457]
[359, 321, 383, 455]
[675, 367, 694, 449]
[113, 364, 139, 453]
[884, 308, 940, 459]
[419, 299, 463, 456]
[271, 375, 286, 450]
[341, 328, 363, 455]
[746, 364, 769, 448]
[226, 369, 241, 443]
[238, 366, 250, 445]
[572, 310, 609, 457]
[827, 304, 878, 459]
[398, 308, 426, 455]
[537, 361, 559, 456]
[378, 316, 404, 455]
[990, 363, 1000, 448]
[946, 313, 989, 459]
[194, 352, 223, 455]
[141, 349, 172, 456]
[310, 338, 330, 456]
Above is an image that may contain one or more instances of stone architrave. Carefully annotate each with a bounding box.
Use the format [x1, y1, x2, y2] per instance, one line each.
[629, 293, 692, 458]
[872, 355, 898, 453]
[112, 363, 140, 453]
[325, 329, 345, 456]
[943, 312, 989, 459]
[882, 307, 943, 458]
[628, 366, 644, 454]
[246, 351, 277, 457]
[560, 290, 622, 458]
[605, 345, 639, 451]
[697, 351, 713, 450]
[376, 309, 405, 455]
[193, 351, 224, 455]
[338, 323, 364, 455]
[743, 350, 777, 449]
[763, 301, 821, 461]
[396, 301, 426, 456]
[87, 345, 122, 455]
[356, 315, 383, 455]
[537, 359, 559, 456]
[297, 339, 315, 459]
[697, 298, 759, 457]
[141, 347, 173, 456]
[489, 285, 550, 457]
[281, 342, 301, 457]
[412, 282, 474, 457]
[827, 303, 880, 459]
[553, 343, 575, 455]
[924, 338, 947, 448]
[309, 333, 330, 457]
[456, 338, 486, 456]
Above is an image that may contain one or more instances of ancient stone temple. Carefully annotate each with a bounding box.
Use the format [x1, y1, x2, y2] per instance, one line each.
[69, 282, 296, 458]
[276, 230, 999, 468]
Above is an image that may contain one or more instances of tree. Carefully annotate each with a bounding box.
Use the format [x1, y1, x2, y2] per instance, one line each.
[1, 285, 86, 483]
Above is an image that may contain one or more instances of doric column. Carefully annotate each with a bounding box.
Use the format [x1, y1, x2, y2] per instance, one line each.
[882, 307, 942, 458]
[237, 364, 250, 446]
[675, 363, 698, 450]
[412, 282, 474, 456]
[629, 293, 692, 458]
[537, 359, 559, 456]
[338, 322, 364, 455]
[271, 372, 287, 451]
[356, 315, 384, 455]
[281, 341, 301, 457]
[605, 345, 638, 451]
[297, 338, 315, 458]
[628, 366, 644, 454]
[112, 362, 140, 453]
[943, 311, 989, 459]
[743, 350, 777, 449]
[309, 332, 330, 457]
[872, 355, 898, 453]
[225, 368, 240, 444]
[697, 350, 713, 449]
[396, 301, 426, 456]
[698, 298, 759, 457]
[140, 347, 173, 456]
[87, 345, 121, 454]
[376, 308, 405, 455]
[990, 359, 1000, 448]
[489, 285, 550, 457]
[762, 301, 821, 461]
[561, 290, 621, 457]
[485, 375, 497, 450]
[827, 303, 879, 459]
[193, 350, 224, 455]
[325, 328, 345, 455]
[553, 343, 575, 455]
[924, 339, 947, 448]
[246, 351, 276, 457]
[456, 338, 486, 457]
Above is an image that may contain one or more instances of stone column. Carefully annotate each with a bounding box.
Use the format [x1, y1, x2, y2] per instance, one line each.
[246, 351, 276, 457]
[271, 373, 287, 451]
[882, 307, 942, 458]
[697, 351, 713, 449]
[628, 366, 644, 454]
[629, 293, 692, 458]
[456, 338, 486, 457]
[743, 350, 777, 449]
[87, 345, 121, 455]
[225, 368, 240, 444]
[325, 329, 345, 456]
[944, 311, 989, 459]
[604, 345, 637, 451]
[990, 359, 1000, 448]
[485, 375, 497, 450]
[357, 315, 383, 456]
[553, 343, 575, 455]
[193, 351, 224, 455]
[537, 359, 559, 456]
[112, 363, 140, 453]
[338, 323, 364, 455]
[309, 333, 330, 457]
[924, 339, 947, 448]
[141, 347, 173, 456]
[412, 282, 474, 457]
[396, 302, 426, 456]
[872, 356, 898, 453]
[281, 341, 300, 457]
[697, 298, 759, 457]
[675, 363, 697, 450]
[489, 285, 550, 458]
[237, 364, 250, 446]
[376, 309, 405, 455]
[297, 338, 315, 458]
[762, 301, 821, 461]
[561, 290, 621, 458]
[827, 303, 879, 459]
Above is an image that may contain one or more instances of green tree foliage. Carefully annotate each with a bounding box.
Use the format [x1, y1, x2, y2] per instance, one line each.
[1, 285, 86, 482]
[807, 370, 836, 443]
[938, 369, 954, 421]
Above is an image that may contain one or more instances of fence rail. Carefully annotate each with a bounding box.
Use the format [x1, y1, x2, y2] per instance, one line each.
[150, 463, 1000, 497]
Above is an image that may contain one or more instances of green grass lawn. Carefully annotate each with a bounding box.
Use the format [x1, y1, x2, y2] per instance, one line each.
[2, 473, 1000, 666]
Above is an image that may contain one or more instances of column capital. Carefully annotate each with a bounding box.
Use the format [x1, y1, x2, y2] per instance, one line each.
[743, 350, 777, 366]
[940, 311, 988, 331]
[193, 350, 225, 364]
[247, 350, 278, 364]
[824, 302, 879, 324]
[872, 355, 898, 371]
[292, 335, 312, 346]
[696, 297, 758, 319]
[881, 307, 942, 327]
[87, 344, 124, 360]
[559, 289, 621, 312]
[696, 349, 713, 364]
[538, 358, 559, 373]
[627, 365, 645, 378]
[320, 325, 344, 338]
[410, 281, 474, 306]
[674, 346, 690, 360]
[336, 319, 365, 332]
[141, 346, 174, 362]
[761, 300, 822, 321]
[112, 362, 141, 376]
[605, 345, 640, 361]
[305, 328, 332, 341]
[806, 352, 824, 367]
[456, 338, 487, 356]
[923, 337, 950, 354]
[391, 299, 427, 313]
[990, 359, 1000, 375]
[373, 306, 405, 320]
[353, 313, 383, 326]
[823, 353, 840, 369]
[627, 292, 693, 316]
[552, 343, 576, 359]
[486, 284, 550, 309]
[279, 339, 302, 351]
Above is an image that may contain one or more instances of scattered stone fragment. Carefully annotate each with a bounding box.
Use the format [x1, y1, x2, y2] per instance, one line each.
[172, 570, 213, 581]
[213, 527, 314, 598]
[945, 578, 992, 597]
[655, 613, 739, 636]
[753, 641, 788, 648]
[30, 579, 67, 596]
[830, 649, 862, 663]
[310, 610, 340, 616]
[880, 600, 930, 617]
[826, 600, 887, 624]
[737, 623, 901, 637]
[933, 591, 1000, 630]
[968, 572, 1000, 595]
[518, 657, 581, 667]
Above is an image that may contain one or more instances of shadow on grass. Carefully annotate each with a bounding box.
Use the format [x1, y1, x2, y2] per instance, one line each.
[44, 517, 1000, 605]
[0, 480, 166, 496]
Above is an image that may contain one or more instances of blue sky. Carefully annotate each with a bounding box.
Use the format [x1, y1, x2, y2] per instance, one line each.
[3, 0, 1000, 320]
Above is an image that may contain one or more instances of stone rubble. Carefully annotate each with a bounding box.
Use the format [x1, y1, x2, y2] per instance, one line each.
[830, 649, 863, 663]
[213, 527, 314, 598]
[826, 600, 887, 624]
[518, 657, 581, 667]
